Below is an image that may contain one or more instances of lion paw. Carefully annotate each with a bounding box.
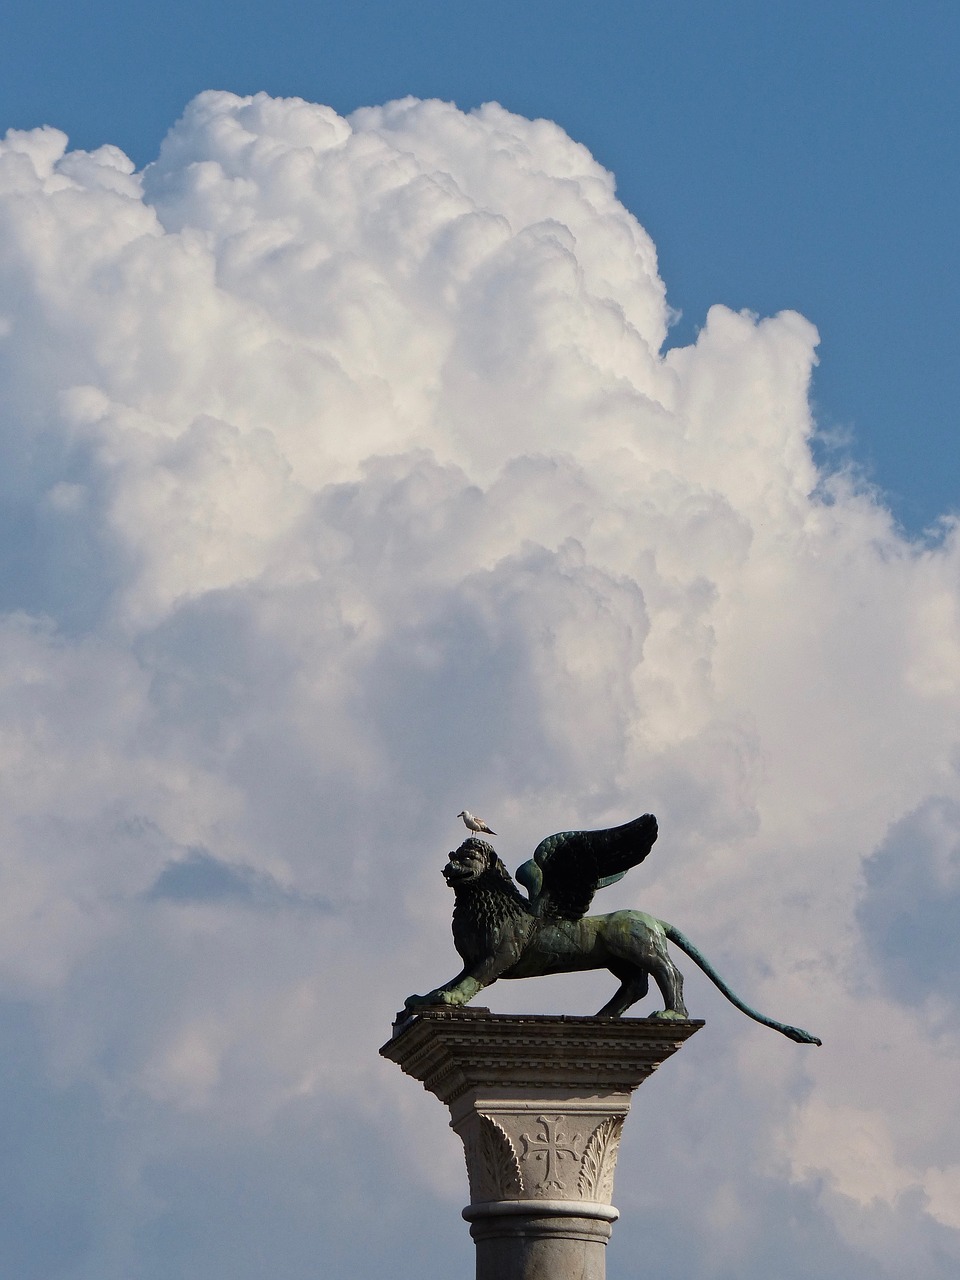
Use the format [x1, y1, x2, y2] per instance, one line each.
[647, 1008, 688, 1022]
[403, 993, 440, 1010]
[404, 990, 462, 1010]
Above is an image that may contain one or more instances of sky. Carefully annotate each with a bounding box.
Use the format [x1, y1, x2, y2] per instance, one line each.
[0, 6, 958, 1280]
[4, 1, 959, 536]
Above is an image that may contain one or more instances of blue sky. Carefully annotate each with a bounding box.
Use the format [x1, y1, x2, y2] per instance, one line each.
[2, 7, 960, 1280]
[3, 1, 958, 532]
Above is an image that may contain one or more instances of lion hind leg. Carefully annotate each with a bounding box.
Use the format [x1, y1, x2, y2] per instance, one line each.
[647, 952, 689, 1020]
[602, 915, 690, 1020]
[596, 966, 649, 1018]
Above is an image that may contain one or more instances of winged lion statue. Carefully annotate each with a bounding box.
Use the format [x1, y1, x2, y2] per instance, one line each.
[404, 814, 821, 1045]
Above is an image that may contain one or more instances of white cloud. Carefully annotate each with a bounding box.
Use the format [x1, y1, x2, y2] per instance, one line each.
[0, 90, 958, 1279]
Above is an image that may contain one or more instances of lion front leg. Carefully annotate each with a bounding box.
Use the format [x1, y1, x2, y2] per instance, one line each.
[404, 945, 517, 1011]
[404, 971, 486, 1011]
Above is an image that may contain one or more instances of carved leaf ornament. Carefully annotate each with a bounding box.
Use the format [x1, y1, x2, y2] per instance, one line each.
[464, 1116, 524, 1201]
[577, 1117, 624, 1201]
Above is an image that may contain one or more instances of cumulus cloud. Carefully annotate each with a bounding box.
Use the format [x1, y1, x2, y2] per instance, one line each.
[0, 90, 958, 1279]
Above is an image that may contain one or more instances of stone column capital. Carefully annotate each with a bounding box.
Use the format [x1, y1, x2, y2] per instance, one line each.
[381, 1009, 702, 1213]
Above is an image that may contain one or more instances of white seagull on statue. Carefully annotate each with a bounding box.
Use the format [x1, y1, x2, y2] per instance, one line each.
[458, 810, 497, 837]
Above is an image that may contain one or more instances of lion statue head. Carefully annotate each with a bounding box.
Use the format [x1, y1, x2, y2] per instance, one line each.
[443, 837, 517, 889]
[442, 838, 531, 961]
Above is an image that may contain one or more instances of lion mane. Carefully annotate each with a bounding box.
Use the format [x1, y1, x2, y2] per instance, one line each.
[449, 838, 530, 962]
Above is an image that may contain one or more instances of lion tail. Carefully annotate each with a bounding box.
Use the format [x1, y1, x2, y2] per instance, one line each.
[660, 922, 822, 1046]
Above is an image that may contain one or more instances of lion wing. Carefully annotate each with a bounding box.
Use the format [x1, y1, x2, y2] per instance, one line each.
[515, 813, 658, 920]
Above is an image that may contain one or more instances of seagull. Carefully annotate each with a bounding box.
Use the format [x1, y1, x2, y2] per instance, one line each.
[458, 809, 497, 837]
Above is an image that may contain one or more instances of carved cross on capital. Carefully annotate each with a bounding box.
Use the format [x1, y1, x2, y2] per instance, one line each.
[519, 1115, 583, 1193]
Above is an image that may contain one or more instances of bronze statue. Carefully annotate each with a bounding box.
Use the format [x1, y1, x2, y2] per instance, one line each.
[404, 815, 821, 1045]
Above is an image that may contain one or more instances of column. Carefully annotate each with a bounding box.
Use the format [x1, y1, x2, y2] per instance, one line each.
[381, 1008, 702, 1280]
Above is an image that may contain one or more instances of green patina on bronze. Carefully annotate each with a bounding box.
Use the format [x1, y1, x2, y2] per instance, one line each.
[405, 815, 821, 1046]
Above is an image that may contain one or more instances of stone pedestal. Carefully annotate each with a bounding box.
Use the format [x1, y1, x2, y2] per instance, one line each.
[380, 1009, 702, 1280]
